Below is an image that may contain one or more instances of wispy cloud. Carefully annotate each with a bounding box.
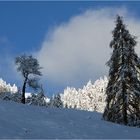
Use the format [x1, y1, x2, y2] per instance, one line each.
[37, 7, 140, 90]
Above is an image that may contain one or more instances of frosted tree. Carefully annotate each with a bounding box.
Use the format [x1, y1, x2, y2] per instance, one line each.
[15, 54, 42, 104]
[103, 15, 140, 127]
[60, 76, 108, 112]
[0, 78, 18, 93]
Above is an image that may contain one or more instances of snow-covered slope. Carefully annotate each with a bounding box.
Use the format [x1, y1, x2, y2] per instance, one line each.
[0, 100, 139, 139]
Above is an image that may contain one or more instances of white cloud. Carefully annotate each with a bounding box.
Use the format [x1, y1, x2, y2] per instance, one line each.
[37, 7, 140, 88]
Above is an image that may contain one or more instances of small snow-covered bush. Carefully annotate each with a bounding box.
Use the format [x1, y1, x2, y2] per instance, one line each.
[0, 92, 12, 101]
[26, 92, 49, 107]
[0, 92, 22, 103]
[49, 94, 63, 108]
[11, 92, 22, 103]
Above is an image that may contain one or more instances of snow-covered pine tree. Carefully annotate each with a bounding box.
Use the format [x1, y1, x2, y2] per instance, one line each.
[103, 15, 140, 127]
[49, 94, 63, 108]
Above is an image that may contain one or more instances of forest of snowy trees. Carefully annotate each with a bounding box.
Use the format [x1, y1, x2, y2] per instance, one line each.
[59, 76, 108, 112]
[0, 76, 108, 112]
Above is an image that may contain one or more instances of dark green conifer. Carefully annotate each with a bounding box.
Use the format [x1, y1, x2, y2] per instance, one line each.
[103, 15, 140, 127]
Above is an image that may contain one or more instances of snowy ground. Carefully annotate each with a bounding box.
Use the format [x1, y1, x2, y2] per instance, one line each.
[0, 100, 139, 139]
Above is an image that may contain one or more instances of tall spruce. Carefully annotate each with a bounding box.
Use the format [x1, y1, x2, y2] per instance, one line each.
[103, 15, 140, 127]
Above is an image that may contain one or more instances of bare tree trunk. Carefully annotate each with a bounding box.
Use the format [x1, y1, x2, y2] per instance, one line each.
[21, 77, 28, 104]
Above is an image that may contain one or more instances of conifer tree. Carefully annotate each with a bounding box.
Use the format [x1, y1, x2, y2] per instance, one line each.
[103, 15, 140, 127]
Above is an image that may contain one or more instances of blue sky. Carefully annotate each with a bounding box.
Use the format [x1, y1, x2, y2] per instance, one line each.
[1, 1, 140, 97]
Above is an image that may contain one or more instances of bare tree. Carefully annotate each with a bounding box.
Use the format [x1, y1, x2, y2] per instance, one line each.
[15, 54, 42, 104]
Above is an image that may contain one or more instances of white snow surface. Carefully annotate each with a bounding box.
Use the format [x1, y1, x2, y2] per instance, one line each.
[0, 100, 139, 139]
[25, 92, 32, 98]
